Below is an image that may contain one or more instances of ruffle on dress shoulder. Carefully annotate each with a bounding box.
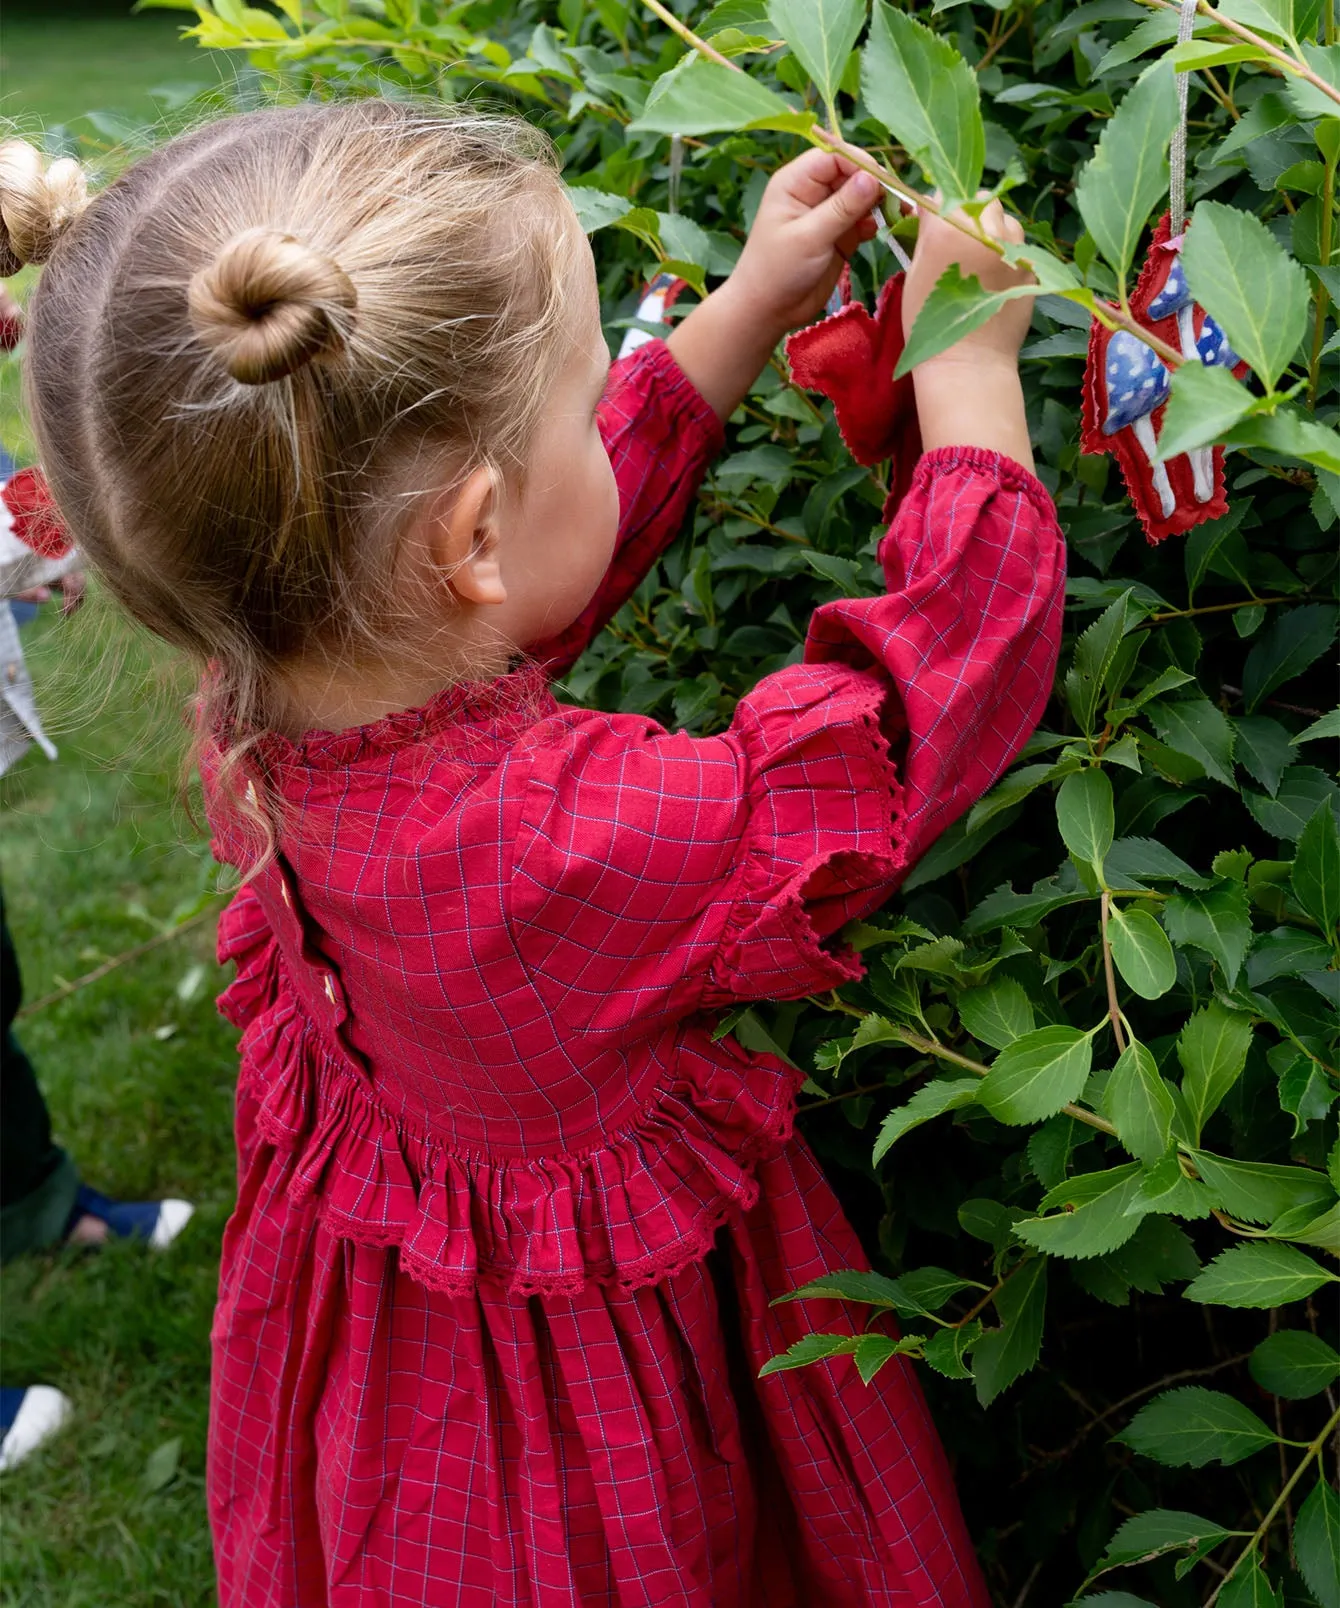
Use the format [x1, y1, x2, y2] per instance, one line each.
[216, 886, 804, 1298]
[706, 660, 906, 1004]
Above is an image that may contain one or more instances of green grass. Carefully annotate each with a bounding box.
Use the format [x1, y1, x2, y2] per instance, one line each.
[0, 1, 227, 135]
[0, 596, 236, 1608]
[1, 9, 238, 1603]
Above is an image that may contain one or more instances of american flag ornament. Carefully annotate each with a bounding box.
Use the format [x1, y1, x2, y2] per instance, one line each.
[1082, 212, 1247, 543]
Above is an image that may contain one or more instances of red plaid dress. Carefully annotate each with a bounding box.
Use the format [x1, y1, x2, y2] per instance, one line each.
[205, 340, 1065, 1607]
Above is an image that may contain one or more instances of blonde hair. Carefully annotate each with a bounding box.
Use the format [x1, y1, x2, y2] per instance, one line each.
[2, 102, 582, 831]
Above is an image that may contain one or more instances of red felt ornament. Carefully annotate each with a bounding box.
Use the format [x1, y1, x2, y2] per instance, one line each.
[786, 270, 922, 521]
[1082, 213, 1245, 544]
[1, 465, 71, 560]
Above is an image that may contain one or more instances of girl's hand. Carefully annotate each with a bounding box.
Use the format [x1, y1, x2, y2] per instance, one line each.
[902, 198, 1033, 367]
[720, 150, 882, 340]
[902, 198, 1037, 467]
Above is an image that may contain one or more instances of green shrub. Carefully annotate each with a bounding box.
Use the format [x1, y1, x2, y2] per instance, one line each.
[84, 1, 1340, 1601]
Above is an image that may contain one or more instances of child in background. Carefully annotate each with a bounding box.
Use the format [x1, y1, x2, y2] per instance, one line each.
[4, 104, 1061, 1605]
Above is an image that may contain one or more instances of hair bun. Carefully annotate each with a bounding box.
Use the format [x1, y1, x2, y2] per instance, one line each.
[187, 227, 357, 385]
[0, 140, 90, 277]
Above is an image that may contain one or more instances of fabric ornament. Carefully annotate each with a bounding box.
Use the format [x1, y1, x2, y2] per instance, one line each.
[1, 466, 71, 561]
[616, 271, 691, 361]
[786, 269, 922, 522]
[1082, 211, 1245, 543]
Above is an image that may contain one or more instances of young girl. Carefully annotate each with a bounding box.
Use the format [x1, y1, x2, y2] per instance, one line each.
[4, 102, 1062, 1606]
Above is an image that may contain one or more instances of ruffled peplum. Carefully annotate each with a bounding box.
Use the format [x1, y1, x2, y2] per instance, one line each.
[217, 887, 804, 1299]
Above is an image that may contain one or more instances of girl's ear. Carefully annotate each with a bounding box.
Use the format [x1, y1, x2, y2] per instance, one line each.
[430, 464, 508, 608]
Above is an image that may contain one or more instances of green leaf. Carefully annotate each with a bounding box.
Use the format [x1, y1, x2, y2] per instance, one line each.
[871, 1078, 980, 1164]
[1222, 408, 1340, 475]
[1219, 0, 1296, 37]
[1105, 837, 1213, 891]
[1164, 883, 1253, 987]
[1057, 768, 1115, 871]
[1262, 936, 1336, 988]
[1156, 362, 1254, 460]
[1065, 592, 1132, 736]
[1177, 1002, 1254, 1140]
[1074, 59, 1177, 285]
[1291, 800, 1340, 934]
[922, 1320, 981, 1379]
[767, 0, 865, 107]
[1249, 1330, 1340, 1399]
[1293, 1478, 1340, 1608]
[1274, 1200, 1340, 1254]
[1181, 201, 1311, 391]
[1185, 1241, 1336, 1307]
[565, 185, 636, 233]
[758, 1332, 859, 1376]
[1245, 766, 1340, 842]
[142, 1436, 182, 1493]
[1293, 708, 1340, 744]
[964, 878, 1091, 934]
[1277, 1052, 1337, 1135]
[972, 1258, 1046, 1405]
[1107, 906, 1177, 1000]
[861, 0, 984, 205]
[1015, 1164, 1152, 1259]
[1287, 41, 1340, 122]
[1242, 605, 1339, 714]
[896, 266, 1029, 376]
[853, 1332, 919, 1384]
[1093, 1509, 1237, 1577]
[774, 1268, 933, 1311]
[1146, 699, 1237, 788]
[1183, 502, 1249, 603]
[1187, 1150, 1336, 1225]
[628, 55, 811, 135]
[1132, 1152, 1221, 1220]
[979, 1026, 1095, 1125]
[1218, 1560, 1283, 1608]
[1115, 1386, 1277, 1467]
[1234, 715, 1295, 797]
[958, 977, 1035, 1050]
[1104, 1041, 1176, 1162]
[967, 761, 1068, 834]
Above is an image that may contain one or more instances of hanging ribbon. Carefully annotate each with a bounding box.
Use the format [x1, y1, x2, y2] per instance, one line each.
[1168, 0, 1200, 238]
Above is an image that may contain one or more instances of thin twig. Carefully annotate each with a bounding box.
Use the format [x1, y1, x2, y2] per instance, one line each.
[15, 905, 221, 1019]
[1100, 894, 1129, 1055]
[636, 0, 1189, 371]
[640, 0, 736, 68]
[1032, 1351, 1253, 1467]
[1206, 1402, 1340, 1606]
[1140, 0, 1340, 111]
[893, 1026, 1120, 1137]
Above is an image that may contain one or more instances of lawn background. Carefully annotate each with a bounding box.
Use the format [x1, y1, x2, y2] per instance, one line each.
[2, 6, 236, 1603]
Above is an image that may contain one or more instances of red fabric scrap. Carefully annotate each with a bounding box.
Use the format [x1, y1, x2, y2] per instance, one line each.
[786, 273, 922, 520]
[1, 466, 72, 560]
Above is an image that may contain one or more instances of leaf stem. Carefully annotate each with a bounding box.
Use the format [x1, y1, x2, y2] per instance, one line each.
[1205, 1400, 1340, 1606]
[639, 0, 737, 69]
[892, 1026, 1120, 1136]
[1100, 893, 1129, 1055]
[15, 905, 222, 1019]
[1139, 0, 1340, 113]
[1146, 595, 1293, 623]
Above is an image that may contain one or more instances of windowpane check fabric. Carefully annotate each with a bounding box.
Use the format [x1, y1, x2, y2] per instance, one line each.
[204, 340, 1065, 1607]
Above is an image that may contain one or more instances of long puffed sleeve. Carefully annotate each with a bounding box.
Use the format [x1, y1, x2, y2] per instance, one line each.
[511, 447, 1065, 1026]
